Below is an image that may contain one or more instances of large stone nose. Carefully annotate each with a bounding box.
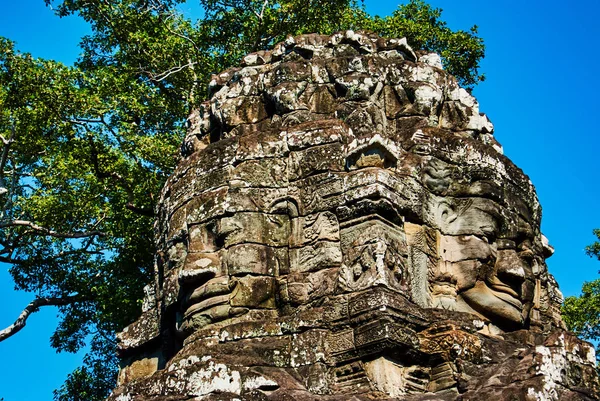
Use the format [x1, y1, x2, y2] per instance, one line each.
[542, 234, 554, 258]
[492, 248, 527, 297]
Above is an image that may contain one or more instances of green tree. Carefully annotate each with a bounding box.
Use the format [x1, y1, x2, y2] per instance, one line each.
[345, 0, 484, 87]
[0, 1, 485, 399]
[0, 34, 173, 398]
[563, 229, 600, 360]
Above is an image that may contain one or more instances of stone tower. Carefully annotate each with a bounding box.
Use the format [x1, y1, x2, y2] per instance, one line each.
[109, 31, 599, 400]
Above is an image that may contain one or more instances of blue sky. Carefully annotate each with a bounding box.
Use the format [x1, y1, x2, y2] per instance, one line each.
[1, 1, 599, 400]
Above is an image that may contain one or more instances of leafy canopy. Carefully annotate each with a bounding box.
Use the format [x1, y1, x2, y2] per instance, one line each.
[562, 228, 600, 362]
[0, 1, 485, 399]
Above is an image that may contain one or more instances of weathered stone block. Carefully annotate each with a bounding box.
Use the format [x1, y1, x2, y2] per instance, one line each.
[225, 244, 287, 276]
[117, 309, 160, 352]
[336, 101, 387, 138]
[419, 322, 482, 362]
[266, 81, 308, 113]
[225, 187, 289, 214]
[290, 172, 344, 215]
[326, 329, 355, 356]
[231, 157, 288, 188]
[117, 354, 161, 385]
[289, 241, 342, 273]
[230, 276, 277, 309]
[286, 268, 338, 305]
[185, 186, 228, 225]
[363, 357, 411, 397]
[219, 212, 289, 247]
[237, 130, 289, 160]
[188, 223, 218, 253]
[192, 165, 233, 194]
[438, 234, 493, 262]
[353, 319, 419, 350]
[285, 119, 349, 150]
[290, 330, 329, 367]
[288, 142, 345, 181]
[264, 60, 312, 86]
[290, 212, 340, 247]
[215, 95, 268, 127]
[303, 84, 337, 114]
[181, 251, 223, 280]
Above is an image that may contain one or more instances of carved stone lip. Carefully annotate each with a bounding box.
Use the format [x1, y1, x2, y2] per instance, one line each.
[178, 266, 218, 285]
[489, 286, 522, 310]
[489, 281, 519, 299]
[345, 137, 399, 171]
[183, 293, 229, 319]
[339, 213, 402, 230]
[463, 284, 524, 326]
[181, 276, 229, 317]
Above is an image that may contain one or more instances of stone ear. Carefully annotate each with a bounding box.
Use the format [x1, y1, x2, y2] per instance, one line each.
[432, 200, 459, 229]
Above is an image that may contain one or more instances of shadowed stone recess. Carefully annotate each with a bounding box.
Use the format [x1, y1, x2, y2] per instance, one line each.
[109, 31, 599, 401]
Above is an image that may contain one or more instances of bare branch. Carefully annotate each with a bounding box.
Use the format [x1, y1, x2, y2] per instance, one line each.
[144, 61, 198, 83]
[0, 295, 82, 342]
[0, 119, 17, 189]
[0, 256, 24, 265]
[91, 327, 117, 346]
[126, 202, 155, 217]
[165, 22, 200, 53]
[0, 134, 13, 146]
[0, 220, 106, 239]
[208, 0, 238, 10]
[257, 0, 269, 20]
[252, 0, 271, 51]
[68, 118, 103, 125]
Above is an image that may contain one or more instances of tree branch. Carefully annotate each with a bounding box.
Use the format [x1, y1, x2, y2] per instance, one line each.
[88, 137, 155, 217]
[164, 12, 200, 53]
[0, 219, 106, 239]
[0, 296, 82, 342]
[0, 256, 24, 265]
[252, 0, 270, 51]
[126, 202, 155, 217]
[0, 119, 16, 191]
[144, 61, 198, 83]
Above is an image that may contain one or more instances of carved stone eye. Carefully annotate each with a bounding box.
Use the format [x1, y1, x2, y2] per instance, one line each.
[269, 197, 299, 217]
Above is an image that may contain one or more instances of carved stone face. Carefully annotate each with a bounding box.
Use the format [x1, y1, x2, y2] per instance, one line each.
[146, 29, 559, 363]
[419, 153, 543, 331]
[433, 208, 537, 330]
[176, 213, 284, 335]
[169, 125, 546, 337]
[174, 188, 291, 336]
[114, 33, 580, 400]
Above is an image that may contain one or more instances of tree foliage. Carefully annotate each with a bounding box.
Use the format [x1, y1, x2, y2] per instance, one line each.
[347, 0, 484, 87]
[0, 1, 486, 399]
[562, 229, 600, 361]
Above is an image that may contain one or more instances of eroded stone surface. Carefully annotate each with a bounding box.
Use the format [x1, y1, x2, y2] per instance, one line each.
[110, 31, 599, 401]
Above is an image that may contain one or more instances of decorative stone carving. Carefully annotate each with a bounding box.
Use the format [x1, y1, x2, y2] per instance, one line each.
[338, 218, 408, 293]
[110, 31, 599, 401]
